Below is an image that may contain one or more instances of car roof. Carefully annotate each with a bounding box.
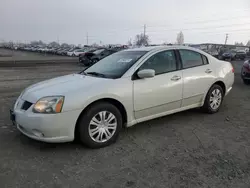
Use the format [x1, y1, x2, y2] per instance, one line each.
[124, 45, 204, 53]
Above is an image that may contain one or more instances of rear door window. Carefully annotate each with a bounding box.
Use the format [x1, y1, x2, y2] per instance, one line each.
[179, 50, 204, 69]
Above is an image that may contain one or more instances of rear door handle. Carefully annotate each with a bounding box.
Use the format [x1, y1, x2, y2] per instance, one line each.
[171, 75, 181, 81]
[205, 69, 212, 74]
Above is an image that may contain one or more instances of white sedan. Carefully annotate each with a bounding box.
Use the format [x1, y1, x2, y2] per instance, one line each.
[67, 48, 87, 56]
[11, 46, 234, 148]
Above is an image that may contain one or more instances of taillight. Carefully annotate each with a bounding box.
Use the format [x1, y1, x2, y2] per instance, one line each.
[230, 63, 234, 73]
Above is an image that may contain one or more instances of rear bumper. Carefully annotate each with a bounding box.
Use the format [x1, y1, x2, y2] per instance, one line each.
[225, 86, 232, 96]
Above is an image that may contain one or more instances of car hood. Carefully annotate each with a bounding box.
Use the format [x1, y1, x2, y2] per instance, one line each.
[21, 74, 111, 103]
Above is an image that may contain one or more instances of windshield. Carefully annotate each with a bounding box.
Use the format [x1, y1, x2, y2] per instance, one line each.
[83, 50, 147, 79]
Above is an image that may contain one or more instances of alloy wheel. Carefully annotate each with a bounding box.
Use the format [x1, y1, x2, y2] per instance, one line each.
[209, 89, 222, 110]
[88, 111, 117, 143]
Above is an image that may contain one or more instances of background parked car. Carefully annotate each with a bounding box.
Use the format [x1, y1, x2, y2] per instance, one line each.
[241, 60, 250, 84]
[221, 50, 236, 60]
[67, 48, 87, 56]
[235, 50, 246, 60]
[79, 48, 119, 66]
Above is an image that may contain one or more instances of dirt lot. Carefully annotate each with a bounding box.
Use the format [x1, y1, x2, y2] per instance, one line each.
[0, 60, 250, 188]
[0, 48, 77, 65]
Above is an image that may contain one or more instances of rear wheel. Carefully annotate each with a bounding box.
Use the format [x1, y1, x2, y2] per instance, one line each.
[243, 79, 250, 85]
[202, 84, 224, 114]
[92, 59, 99, 64]
[77, 102, 122, 148]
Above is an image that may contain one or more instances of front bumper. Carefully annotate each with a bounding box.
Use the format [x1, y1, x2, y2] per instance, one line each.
[13, 105, 81, 143]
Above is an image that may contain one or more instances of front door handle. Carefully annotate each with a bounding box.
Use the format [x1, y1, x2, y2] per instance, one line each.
[171, 75, 181, 81]
[205, 69, 212, 74]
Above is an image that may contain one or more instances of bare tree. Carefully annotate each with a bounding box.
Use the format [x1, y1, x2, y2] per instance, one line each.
[176, 31, 184, 45]
[92, 43, 99, 47]
[127, 38, 132, 46]
[61, 43, 69, 48]
[134, 33, 149, 46]
[246, 40, 250, 46]
[235, 42, 244, 46]
[31, 40, 45, 46]
[48, 41, 60, 48]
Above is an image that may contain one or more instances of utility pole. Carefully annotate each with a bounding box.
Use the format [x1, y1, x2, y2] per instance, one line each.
[86, 32, 89, 45]
[143, 24, 146, 46]
[57, 35, 59, 44]
[225, 34, 228, 45]
[143, 24, 146, 38]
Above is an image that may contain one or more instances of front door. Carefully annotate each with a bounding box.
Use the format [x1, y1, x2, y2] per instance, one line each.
[133, 50, 183, 121]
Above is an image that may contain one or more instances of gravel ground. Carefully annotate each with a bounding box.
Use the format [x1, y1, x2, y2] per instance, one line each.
[0, 48, 77, 62]
[0, 60, 250, 188]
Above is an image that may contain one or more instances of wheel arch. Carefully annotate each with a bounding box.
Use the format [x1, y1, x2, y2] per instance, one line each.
[74, 98, 128, 139]
[213, 80, 226, 94]
[202, 80, 226, 105]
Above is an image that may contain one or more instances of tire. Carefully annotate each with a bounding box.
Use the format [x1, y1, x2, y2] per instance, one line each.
[92, 59, 99, 64]
[243, 79, 250, 85]
[77, 102, 122, 148]
[202, 84, 224, 114]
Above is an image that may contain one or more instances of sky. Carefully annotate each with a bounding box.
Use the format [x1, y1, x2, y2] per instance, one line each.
[1, 0, 250, 45]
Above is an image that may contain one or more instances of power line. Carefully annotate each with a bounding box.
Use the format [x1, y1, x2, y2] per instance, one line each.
[195, 28, 250, 34]
[147, 16, 250, 28]
[149, 29, 250, 38]
[147, 22, 250, 33]
[87, 21, 250, 39]
[76, 8, 250, 39]
[162, 8, 250, 25]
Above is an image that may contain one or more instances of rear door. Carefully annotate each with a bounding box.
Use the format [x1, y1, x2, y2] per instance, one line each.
[178, 49, 215, 107]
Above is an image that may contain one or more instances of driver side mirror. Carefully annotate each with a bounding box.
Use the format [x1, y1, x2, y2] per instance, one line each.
[137, 69, 155, 79]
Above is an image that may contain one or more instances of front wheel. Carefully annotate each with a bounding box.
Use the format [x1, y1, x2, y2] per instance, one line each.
[77, 102, 122, 148]
[202, 84, 224, 114]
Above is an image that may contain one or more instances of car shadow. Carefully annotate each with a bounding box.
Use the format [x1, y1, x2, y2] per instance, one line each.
[17, 108, 206, 151]
[18, 133, 85, 151]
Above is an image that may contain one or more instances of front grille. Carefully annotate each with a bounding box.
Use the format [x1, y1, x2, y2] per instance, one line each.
[21, 101, 33, 111]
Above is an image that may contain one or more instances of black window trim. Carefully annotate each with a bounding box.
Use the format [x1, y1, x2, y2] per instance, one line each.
[201, 54, 209, 65]
[132, 49, 181, 80]
[177, 49, 209, 70]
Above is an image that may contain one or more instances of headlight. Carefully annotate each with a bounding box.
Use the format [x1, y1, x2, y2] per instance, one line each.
[33, 96, 64, 113]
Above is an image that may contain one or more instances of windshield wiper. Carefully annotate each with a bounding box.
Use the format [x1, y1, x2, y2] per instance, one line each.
[85, 72, 107, 78]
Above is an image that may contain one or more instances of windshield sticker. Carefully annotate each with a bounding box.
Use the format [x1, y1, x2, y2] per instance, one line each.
[118, 58, 133, 63]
